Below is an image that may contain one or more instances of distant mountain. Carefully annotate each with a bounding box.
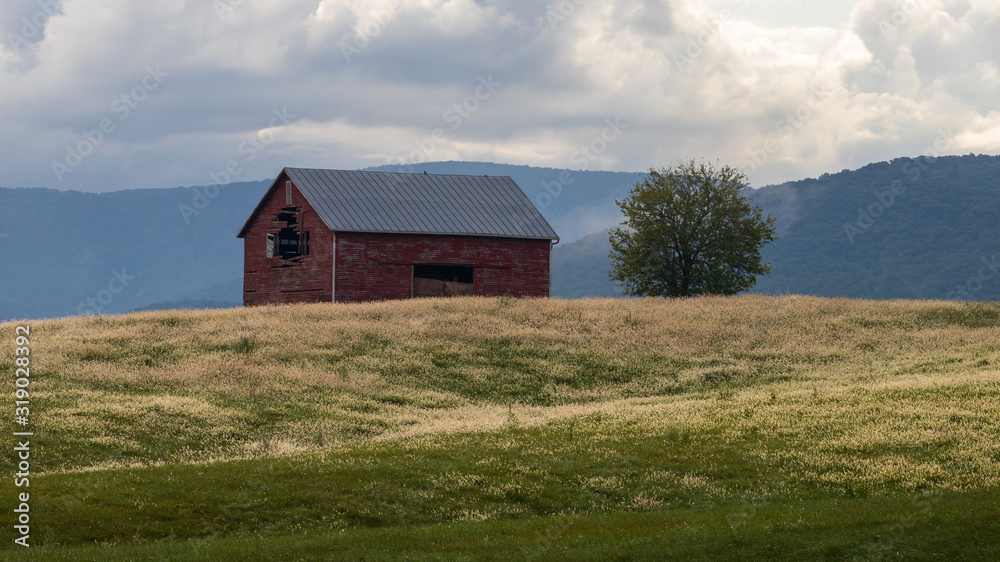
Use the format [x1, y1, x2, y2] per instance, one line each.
[129, 278, 244, 313]
[3, 155, 998, 322]
[551, 230, 622, 298]
[558, 154, 1000, 301]
[0, 163, 638, 321]
[749, 154, 1000, 300]
[177, 277, 244, 303]
[0, 180, 268, 321]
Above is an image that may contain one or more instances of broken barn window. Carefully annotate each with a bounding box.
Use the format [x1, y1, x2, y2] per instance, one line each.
[274, 229, 310, 259]
[266, 233, 276, 258]
[269, 207, 309, 259]
[278, 228, 299, 258]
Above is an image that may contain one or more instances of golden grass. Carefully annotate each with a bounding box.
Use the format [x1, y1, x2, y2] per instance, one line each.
[2, 295, 999, 495]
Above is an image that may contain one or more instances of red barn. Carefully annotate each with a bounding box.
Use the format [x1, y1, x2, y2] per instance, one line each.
[237, 167, 560, 305]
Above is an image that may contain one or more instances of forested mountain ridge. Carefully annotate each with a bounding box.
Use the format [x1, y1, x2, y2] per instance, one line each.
[553, 154, 1000, 301]
[751, 154, 1000, 300]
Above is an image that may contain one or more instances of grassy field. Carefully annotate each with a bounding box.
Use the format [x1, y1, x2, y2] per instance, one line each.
[1, 295, 1000, 560]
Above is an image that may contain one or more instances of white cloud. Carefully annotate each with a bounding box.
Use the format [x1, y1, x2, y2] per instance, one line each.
[0, 0, 998, 191]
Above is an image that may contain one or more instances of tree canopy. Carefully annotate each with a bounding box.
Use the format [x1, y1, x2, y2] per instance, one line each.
[609, 160, 776, 297]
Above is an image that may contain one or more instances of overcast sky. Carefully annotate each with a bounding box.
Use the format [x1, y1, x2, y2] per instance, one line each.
[1, 0, 998, 192]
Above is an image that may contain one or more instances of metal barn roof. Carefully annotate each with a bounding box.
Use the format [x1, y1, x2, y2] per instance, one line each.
[238, 167, 559, 241]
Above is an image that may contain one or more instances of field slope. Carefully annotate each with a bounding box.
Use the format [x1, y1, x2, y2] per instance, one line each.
[2, 296, 1000, 560]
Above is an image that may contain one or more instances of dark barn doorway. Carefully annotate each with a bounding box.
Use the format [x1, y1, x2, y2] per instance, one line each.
[413, 264, 474, 297]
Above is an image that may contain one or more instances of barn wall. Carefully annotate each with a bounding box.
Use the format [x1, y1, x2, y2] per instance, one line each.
[242, 172, 334, 306]
[334, 232, 551, 302]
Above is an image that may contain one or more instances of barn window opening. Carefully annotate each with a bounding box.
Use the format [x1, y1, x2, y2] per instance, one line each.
[278, 228, 298, 258]
[268, 207, 309, 259]
[277, 228, 309, 259]
[413, 264, 474, 297]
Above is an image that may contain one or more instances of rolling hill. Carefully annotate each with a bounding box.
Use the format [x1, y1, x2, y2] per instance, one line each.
[3, 295, 999, 558]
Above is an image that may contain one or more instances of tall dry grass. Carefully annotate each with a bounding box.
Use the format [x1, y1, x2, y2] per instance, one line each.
[1, 295, 998, 494]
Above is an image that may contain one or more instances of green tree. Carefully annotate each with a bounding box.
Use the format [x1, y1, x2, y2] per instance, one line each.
[609, 160, 776, 297]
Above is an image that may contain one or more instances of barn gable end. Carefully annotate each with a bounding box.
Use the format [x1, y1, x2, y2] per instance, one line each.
[239, 171, 335, 306]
